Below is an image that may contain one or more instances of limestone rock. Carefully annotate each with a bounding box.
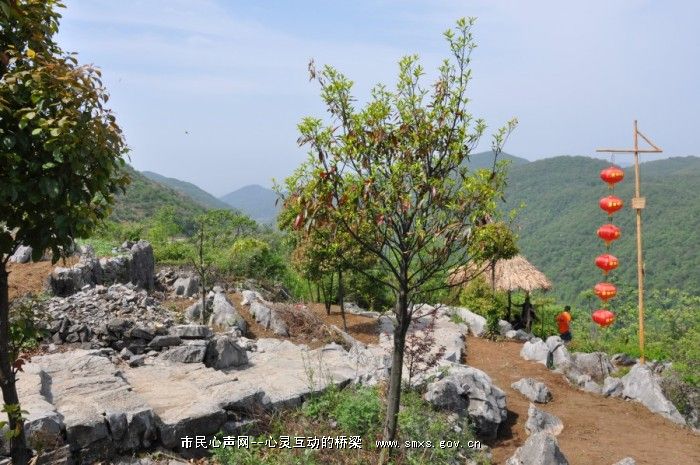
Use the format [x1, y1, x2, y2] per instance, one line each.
[240, 290, 264, 306]
[602, 377, 624, 397]
[148, 335, 182, 350]
[247, 301, 288, 336]
[506, 432, 569, 465]
[506, 329, 532, 341]
[9, 245, 33, 263]
[450, 307, 486, 337]
[159, 343, 207, 364]
[498, 319, 513, 335]
[520, 338, 549, 364]
[169, 325, 213, 340]
[128, 241, 155, 291]
[570, 352, 614, 381]
[424, 365, 507, 439]
[621, 364, 686, 425]
[208, 291, 247, 332]
[172, 275, 199, 297]
[525, 404, 563, 436]
[205, 336, 248, 369]
[512, 378, 552, 403]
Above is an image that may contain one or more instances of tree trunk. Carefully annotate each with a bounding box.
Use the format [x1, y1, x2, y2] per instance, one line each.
[315, 282, 321, 303]
[0, 262, 32, 465]
[506, 291, 512, 322]
[338, 270, 347, 331]
[323, 274, 334, 315]
[383, 288, 409, 441]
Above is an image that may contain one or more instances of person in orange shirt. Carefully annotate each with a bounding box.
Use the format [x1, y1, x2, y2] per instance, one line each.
[556, 305, 573, 343]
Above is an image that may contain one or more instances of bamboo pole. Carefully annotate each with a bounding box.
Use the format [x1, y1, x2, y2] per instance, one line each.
[596, 120, 662, 365]
[633, 120, 646, 363]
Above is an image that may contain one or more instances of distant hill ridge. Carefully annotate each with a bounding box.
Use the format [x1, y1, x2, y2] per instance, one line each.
[117, 154, 699, 300]
[141, 171, 235, 211]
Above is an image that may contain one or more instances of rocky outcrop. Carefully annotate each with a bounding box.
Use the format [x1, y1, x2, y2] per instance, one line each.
[512, 378, 552, 403]
[10, 245, 33, 263]
[6, 336, 376, 463]
[172, 276, 199, 298]
[204, 335, 248, 369]
[505, 329, 533, 341]
[447, 307, 486, 337]
[602, 376, 624, 398]
[242, 294, 289, 336]
[569, 352, 614, 381]
[208, 291, 247, 332]
[520, 338, 549, 364]
[36, 283, 175, 353]
[49, 241, 155, 296]
[525, 404, 563, 436]
[505, 432, 569, 465]
[424, 364, 507, 439]
[621, 364, 686, 425]
[612, 458, 636, 465]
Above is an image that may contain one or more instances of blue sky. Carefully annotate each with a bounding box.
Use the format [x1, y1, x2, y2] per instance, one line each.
[58, 0, 699, 196]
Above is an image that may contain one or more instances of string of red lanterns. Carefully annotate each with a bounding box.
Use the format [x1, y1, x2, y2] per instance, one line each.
[592, 165, 624, 327]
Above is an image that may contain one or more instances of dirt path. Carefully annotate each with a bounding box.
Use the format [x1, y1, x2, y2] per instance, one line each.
[466, 336, 700, 465]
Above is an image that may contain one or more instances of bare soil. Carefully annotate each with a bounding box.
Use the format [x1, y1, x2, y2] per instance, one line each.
[465, 336, 700, 465]
[7, 259, 77, 301]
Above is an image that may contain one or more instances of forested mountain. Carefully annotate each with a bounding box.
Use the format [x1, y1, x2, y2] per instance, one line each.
[110, 166, 205, 222]
[503, 155, 700, 303]
[141, 171, 234, 210]
[219, 185, 280, 224]
[114, 155, 698, 302]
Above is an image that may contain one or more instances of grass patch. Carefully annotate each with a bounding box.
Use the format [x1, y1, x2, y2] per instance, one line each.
[211, 385, 491, 465]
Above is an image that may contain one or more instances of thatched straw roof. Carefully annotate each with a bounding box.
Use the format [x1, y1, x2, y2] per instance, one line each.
[449, 254, 552, 292]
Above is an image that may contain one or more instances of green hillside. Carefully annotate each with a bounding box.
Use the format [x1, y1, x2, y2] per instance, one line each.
[141, 171, 234, 210]
[219, 184, 280, 224]
[110, 166, 205, 222]
[503, 156, 700, 303]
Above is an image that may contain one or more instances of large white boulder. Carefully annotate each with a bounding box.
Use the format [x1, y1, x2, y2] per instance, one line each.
[621, 364, 686, 425]
[520, 338, 549, 364]
[506, 432, 569, 465]
[525, 403, 563, 436]
[424, 365, 507, 439]
[512, 378, 552, 403]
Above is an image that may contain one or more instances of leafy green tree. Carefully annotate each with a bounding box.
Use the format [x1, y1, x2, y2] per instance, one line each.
[289, 18, 516, 440]
[278, 165, 376, 329]
[0, 1, 129, 462]
[188, 210, 257, 322]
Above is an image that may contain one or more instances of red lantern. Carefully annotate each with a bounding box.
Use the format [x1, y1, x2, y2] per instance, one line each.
[592, 309, 616, 327]
[600, 166, 624, 186]
[597, 224, 620, 244]
[594, 282, 617, 301]
[599, 195, 624, 215]
[595, 254, 619, 274]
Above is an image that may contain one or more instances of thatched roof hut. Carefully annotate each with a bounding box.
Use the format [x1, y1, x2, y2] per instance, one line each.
[449, 254, 552, 293]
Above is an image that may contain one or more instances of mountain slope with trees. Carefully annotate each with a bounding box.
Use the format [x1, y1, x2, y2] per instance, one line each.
[141, 170, 234, 211]
[110, 166, 205, 222]
[503, 155, 700, 303]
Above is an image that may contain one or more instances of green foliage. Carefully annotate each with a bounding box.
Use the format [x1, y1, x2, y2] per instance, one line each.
[398, 390, 488, 465]
[1, 0, 129, 262]
[110, 166, 205, 223]
[212, 438, 319, 465]
[565, 289, 700, 386]
[217, 237, 286, 282]
[302, 385, 382, 437]
[502, 155, 700, 303]
[141, 170, 235, 210]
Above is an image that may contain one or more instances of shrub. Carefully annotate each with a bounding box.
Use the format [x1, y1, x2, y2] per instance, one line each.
[303, 385, 381, 437]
